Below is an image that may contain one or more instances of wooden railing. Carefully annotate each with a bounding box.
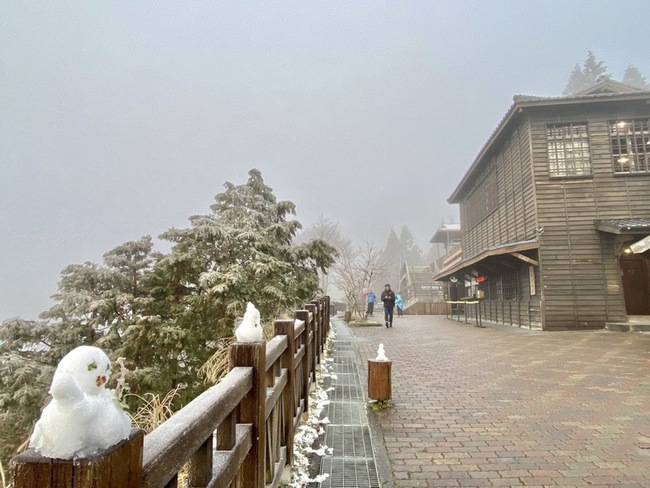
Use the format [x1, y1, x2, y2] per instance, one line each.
[11, 297, 331, 488]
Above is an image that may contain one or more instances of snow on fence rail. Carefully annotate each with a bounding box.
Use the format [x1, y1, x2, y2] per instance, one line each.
[11, 297, 330, 488]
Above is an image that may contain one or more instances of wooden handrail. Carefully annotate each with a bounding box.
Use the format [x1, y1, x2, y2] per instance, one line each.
[11, 297, 331, 488]
[142, 367, 253, 487]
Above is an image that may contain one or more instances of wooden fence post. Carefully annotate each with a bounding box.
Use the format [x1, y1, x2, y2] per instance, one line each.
[295, 309, 311, 417]
[323, 296, 330, 338]
[11, 429, 144, 488]
[305, 303, 318, 381]
[274, 319, 296, 466]
[230, 341, 266, 488]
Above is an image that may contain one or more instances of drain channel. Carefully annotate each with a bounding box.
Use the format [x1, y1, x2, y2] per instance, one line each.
[318, 332, 381, 488]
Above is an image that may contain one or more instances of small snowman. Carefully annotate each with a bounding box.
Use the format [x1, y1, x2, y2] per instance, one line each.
[29, 345, 131, 459]
[375, 343, 389, 361]
[235, 302, 263, 342]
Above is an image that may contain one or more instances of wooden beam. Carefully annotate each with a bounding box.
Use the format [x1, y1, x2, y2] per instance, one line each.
[511, 252, 539, 267]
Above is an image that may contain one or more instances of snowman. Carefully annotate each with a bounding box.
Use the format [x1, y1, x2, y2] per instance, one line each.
[375, 343, 389, 361]
[235, 302, 263, 342]
[29, 345, 132, 459]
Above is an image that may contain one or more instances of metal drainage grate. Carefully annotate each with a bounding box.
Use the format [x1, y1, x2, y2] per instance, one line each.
[333, 351, 356, 364]
[331, 362, 358, 375]
[319, 457, 380, 488]
[331, 372, 361, 387]
[329, 383, 364, 402]
[325, 425, 374, 458]
[323, 401, 368, 426]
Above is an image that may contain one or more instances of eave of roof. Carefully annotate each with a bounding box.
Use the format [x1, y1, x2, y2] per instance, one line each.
[429, 224, 462, 244]
[447, 86, 650, 204]
[432, 239, 539, 281]
[594, 218, 650, 234]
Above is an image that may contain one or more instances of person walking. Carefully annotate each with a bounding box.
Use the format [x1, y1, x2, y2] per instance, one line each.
[365, 289, 376, 317]
[395, 293, 404, 317]
[381, 283, 396, 328]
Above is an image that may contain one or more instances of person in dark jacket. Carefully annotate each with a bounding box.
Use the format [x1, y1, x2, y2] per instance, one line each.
[381, 283, 396, 328]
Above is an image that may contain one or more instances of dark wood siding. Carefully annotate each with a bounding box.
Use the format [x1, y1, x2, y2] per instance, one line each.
[459, 123, 537, 259]
[530, 101, 650, 329]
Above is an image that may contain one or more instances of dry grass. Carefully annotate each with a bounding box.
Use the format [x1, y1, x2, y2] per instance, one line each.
[199, 336, 236, 384]
[126, 385, 184, 434]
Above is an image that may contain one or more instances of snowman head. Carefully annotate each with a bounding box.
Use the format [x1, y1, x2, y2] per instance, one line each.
[53, 346, 112, 395]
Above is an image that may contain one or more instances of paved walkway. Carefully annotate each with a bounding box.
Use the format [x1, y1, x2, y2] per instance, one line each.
[349, 313, 650, 487]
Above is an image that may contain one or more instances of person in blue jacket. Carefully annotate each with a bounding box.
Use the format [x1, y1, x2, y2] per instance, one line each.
[395, 293, 404, 317]
[365, 289, 376, 317]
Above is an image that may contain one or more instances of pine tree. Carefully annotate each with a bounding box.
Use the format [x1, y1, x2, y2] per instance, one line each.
[563, 51, 610, 95]
[582, 51, 609, 83]
[399, 226, 424, 266]
[379, 228, 401, 288]
[563, 64, 589, 95]
[623, 64, 648, 88]
[0, 169, 337, 466]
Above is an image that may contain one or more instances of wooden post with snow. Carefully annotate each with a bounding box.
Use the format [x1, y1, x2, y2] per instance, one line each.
[230, 340, 266, 488]
[368, 360, 392, 401]
[11, 429, 144, 488]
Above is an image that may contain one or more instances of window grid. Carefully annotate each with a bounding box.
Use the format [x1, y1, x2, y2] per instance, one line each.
[609, 119, 650, 174]
[546, 123, 592, 177]
[485, 271, 518, 301]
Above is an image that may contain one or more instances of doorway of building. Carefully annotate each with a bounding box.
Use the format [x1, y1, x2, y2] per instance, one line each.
[620, 254, 650, 315]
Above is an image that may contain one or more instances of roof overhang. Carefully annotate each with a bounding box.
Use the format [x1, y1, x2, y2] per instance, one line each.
[429, 224, 462, 244]
[594, 218, 650, 234]
[433, 239, 539, 281]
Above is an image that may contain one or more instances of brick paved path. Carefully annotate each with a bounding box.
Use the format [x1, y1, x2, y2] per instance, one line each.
[352, 314, 650, 487]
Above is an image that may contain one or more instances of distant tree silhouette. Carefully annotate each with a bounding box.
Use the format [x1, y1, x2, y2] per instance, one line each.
[623, 64, 649, 89]
[563, 51, 610, 95]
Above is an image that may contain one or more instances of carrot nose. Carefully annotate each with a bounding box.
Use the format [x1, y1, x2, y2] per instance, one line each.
[96, 375, 107, 387]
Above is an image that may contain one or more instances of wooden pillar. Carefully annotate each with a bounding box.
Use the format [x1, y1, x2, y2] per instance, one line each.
[11, 429, 144, 488]
[295, 309, 310, 416]
[230, 341, 266, 488]
[368, 360, 392, 401]
[305, 303, 318, 381]
[274, 319, 296, 465]
[323, 296, 331, 337]
[310, 300, 322, 361]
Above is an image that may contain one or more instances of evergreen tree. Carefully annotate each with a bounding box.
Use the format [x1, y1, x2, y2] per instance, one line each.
[0, 236, 157, 464]
[0, 168, 336, 466]
[399, 226, 424, 266]
[379, 228, 401, 288]
[582, 51, 609, 83]
[563, 64, 589, 96]
[623, 64, 648, 88]
[563, 51, 610, 95]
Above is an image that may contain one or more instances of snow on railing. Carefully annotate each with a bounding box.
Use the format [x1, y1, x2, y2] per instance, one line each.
[11, 297, 331, 488]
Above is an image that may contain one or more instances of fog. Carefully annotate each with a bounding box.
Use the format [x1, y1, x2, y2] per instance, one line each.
[2, 1, 648, 320]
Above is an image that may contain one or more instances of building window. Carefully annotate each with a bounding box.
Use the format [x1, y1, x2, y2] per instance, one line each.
[485, 271, 518, 300]
[609, 119, 650, 174]
[546, 123, 591, 177]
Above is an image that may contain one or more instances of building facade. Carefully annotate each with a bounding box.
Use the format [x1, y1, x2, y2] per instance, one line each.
[434, 81, 650, 331]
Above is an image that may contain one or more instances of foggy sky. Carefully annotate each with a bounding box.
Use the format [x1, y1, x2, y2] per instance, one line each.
[2, 1, 649, 320]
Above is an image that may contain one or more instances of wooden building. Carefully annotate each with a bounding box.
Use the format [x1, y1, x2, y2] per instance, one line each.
[433, 80, 650, 331]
